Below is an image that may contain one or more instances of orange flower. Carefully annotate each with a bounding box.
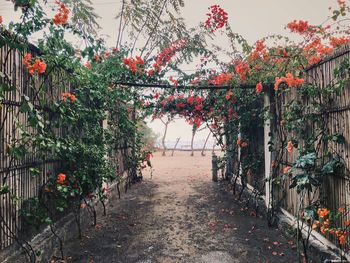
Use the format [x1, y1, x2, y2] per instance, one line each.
[320, 225, 329, 234]
[207, 72, 233, 85]
[307, 55, 321, 65]
[236, 138, 241, 146]
[53, 1, 70, 25]
[287, 141, 294, 153]
[283, 166, 291, 174]
[338, 207, 345, 213]
[57, 173, 66, 184]
[275, 74, 304, 90]
[345, 220, 350, 227]
[61, 92, 76, 102]
[329, 36, 349, 48]
[255, 82, 263, 93]
[225, 90, 233, 100]
[339, 234, 346, 245]
[23, 54, 46, 75]
[235, 61, 249, 81]
[33, 59, 47, 74]
[317, 208, 330, 219]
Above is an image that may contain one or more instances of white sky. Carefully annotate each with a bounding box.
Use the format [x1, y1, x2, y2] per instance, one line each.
[0, 0, 341, 145]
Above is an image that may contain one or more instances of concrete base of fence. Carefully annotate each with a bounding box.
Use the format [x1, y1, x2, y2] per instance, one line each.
[0, 175, 129, 263]
[232, 176, 350, 262]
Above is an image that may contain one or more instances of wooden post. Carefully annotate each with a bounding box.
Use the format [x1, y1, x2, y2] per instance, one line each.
[224, 124, 233, 180]
[264, 92, 272, 209]
[212, 154, 218, 182]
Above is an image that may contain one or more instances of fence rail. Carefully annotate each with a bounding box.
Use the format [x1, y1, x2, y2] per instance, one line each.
[0, 41, 72, 250]
[279, 44, 350, 216]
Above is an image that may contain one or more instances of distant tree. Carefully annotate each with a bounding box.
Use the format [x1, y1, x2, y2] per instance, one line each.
[138, 121, 159, 151]
[171, 137, 181, 156]
[160, 117, 172, 156]
[201, 131, 212, 156]
[190, 124, 206, 156]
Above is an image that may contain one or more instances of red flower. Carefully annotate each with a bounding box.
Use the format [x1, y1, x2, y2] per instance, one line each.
[153, 39, 187, 71]
[85, 61, 92, 69]
[208, 72, 233, 85]
[169, 76, 179, 86]
[57, 173, 66, 184]
[205, 5, 228, 32]
[287, 141, 294, 153]
[287, 20, 310, 34]
[176, 102, 186, 109]
[0, 16, 3, 24]
[123, 56, 144, 73]
[235, 62, 249, 81]
[53, 1, 70, 25]
[256, 82, 263, 93]
[187, 96, 194, 105]
[93, 54, 100, 62]
[225, 90, 233, 100]
[329, 36, 349, 48]
[153, 92, 160, 99]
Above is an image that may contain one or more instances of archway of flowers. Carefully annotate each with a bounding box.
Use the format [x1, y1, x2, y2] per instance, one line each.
[1, 1, 350, 262]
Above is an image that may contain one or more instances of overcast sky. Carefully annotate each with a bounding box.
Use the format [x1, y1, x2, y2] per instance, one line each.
[0, 0, 341, 145]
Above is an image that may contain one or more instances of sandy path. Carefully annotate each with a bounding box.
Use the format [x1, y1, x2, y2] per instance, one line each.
[64, 151, 297, 263]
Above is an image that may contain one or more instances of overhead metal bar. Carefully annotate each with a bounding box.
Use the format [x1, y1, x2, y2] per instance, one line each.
[115, 82, 259, 90]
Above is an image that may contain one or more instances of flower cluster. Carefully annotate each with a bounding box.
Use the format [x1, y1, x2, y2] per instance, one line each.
[204, 5, 228, 32]
[255, 82, 263, 93]
[329, 36, 349, 48]
[169, 76, 179, 86]
[56, 173, 66, 184]
[274, 73, 304, 90]
[249, 40, 270, 61]
[235, 61, 249, 81]
[53, 1, 69, 26]
[123, 56, 144, 73]
[207, 72, 233, 85]
[287, 20, 310, 34]
[312, 207, 349, 246]
[61, 92, 77, 102]
[303, 38, 333, 65]
[23, 53, 47, 75]
[153, 39, 187, 72]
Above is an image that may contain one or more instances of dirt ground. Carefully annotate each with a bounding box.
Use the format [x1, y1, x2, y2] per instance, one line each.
[63, 151, 298, 263]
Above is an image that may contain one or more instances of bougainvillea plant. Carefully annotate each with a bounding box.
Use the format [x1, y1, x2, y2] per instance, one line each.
[1, 0, 350, 262]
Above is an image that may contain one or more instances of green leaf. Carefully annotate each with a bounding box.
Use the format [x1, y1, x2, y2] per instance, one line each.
[0, 185, 10, 195]
[20, 96, 34, 113]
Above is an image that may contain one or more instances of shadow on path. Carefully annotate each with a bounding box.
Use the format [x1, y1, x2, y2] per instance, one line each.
[63, 152, 297, 263]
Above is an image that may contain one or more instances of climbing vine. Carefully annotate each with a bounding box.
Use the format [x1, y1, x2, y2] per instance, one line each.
[1, 0, 350, 262]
